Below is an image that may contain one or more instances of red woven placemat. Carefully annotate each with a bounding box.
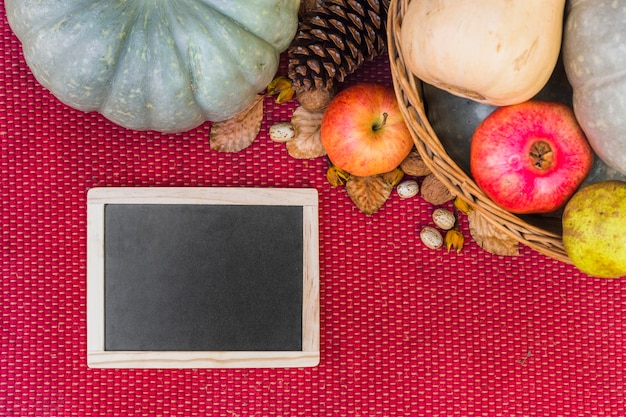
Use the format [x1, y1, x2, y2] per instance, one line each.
[2, 6, 626, 416]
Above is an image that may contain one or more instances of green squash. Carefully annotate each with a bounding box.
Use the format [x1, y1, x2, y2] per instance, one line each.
[6, 0, 300, 133]
[563, 0, 626, 175]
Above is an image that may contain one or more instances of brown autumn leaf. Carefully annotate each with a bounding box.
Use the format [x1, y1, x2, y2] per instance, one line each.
[285, 105, 327, 159]
[209, 94, 265, 153]
[467, 209, 520, 256]
[345, 174, 394, 215]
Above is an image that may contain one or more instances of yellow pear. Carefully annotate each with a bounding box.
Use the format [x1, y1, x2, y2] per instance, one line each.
[562, 181, 626, 278]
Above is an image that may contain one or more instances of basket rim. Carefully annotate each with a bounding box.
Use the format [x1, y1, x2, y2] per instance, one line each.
[386, 0, 572, 264]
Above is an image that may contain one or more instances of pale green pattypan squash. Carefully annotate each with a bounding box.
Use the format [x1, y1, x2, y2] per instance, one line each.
[563, 0, 626, 175]
[6, 0, 300, 132]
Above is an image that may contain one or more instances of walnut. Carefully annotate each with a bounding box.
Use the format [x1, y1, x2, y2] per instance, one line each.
[420, 174, 455, 205]
[296, 87, 335, 113]
[400, 149, 432, 177]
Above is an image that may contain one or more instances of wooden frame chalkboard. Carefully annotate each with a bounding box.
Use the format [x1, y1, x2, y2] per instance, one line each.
[87, 187, 319, 368]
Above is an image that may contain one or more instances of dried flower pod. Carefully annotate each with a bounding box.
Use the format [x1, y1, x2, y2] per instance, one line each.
[445, 228, 465, 253]
[396, 179, 419, 198]
[454, 196, 474, 215]
[420, 226, 443, 249]
[400, 149, 432, 177]
[420, 174, 455, 205]
[326, 164, 350, 187]
[432, 208, 456, 230]
[381, 167, 405, 187]
[267, 76, 296, 104]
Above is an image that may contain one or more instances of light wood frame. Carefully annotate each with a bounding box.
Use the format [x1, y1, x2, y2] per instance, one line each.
[87, 187, 320, 368]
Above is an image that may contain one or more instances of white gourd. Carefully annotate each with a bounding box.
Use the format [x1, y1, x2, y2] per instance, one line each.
[399, 0, 565, 106]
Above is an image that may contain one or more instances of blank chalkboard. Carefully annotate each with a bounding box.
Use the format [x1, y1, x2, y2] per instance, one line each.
[87, 187, 319, 369]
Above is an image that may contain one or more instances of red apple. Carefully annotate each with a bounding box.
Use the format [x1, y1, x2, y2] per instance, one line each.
[320, 83, 414, 177]
[470, 100, 593, 214]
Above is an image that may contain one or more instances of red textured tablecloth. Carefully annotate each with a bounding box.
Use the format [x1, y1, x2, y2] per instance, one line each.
[2, 6, 626, 416]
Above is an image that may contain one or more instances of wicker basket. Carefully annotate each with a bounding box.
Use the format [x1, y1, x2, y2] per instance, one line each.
[386, 0, 572, 264]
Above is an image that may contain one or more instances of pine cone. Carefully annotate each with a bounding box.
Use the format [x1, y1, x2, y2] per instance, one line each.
[288, 0, 391, 93]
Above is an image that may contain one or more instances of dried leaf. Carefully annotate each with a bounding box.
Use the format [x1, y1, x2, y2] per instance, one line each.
[345, 174, 394, 215]
[468, 210, 520, 256]
[209, 94, 264, 153]
[286, 105, 327, 159]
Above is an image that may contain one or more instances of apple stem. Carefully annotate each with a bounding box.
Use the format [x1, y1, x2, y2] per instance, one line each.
[373, 112, 389, 132]
[529, 141, 553, 170]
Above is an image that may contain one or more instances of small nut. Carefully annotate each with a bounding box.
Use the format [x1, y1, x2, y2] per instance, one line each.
[432, 208, 456, 230]
[269, 123, 296, 142]
[295, 87, 335, 113]
[396, 179, 419, 198]
[420, 174, 455, 205]
[420, 226, 443, 249]
[400, 149, 432, 177]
